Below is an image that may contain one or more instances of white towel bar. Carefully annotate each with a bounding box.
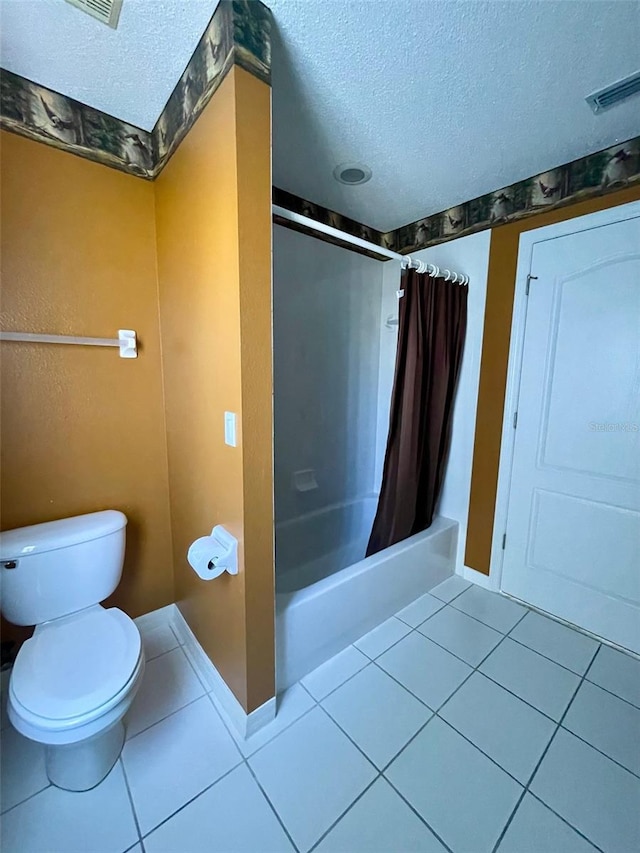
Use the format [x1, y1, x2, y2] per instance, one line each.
[0, 329, 137, 358]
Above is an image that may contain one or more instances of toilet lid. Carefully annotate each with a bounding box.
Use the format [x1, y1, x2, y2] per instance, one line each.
[11, 607, 141, 722]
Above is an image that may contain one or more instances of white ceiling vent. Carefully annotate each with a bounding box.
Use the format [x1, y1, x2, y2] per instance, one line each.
[586, 71, 640, 113]
[65, 0, 123, 29]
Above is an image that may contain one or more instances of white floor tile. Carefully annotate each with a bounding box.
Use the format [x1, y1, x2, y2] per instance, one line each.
[440, 672, 556, 783]
[0, 761, 138, 853]
[429, 575, 471, 603]
[322, 664, 432, 769]
[139, 623, 179, 661]
[354, 617, 411, 659]
[530, 728, 640, 853]
[122, 695, 242, 835]
[315, 778, 447, 853]
[417, 605, 502, 666]
[125, 647, 205, 738]
[144, 764, 294, 853]
[231, 683, 315, 758]
[386, 717, 522, 853]
[377, 631, 471, 710]
[0, 725, 49, 813]
[510, 612, 599, 675]
[497, 794, 598, 853]
[586, 644, 640, 708]
[480, 637, 580, 721]
[562, 680, 640, 776]
[248, 706, 376, 851]
[451, 586, 527, 634]
[301, 646, 368, 701]
[395, 593, 444, 628]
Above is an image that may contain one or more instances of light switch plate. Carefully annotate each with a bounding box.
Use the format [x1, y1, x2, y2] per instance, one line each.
[224, 411, 237, 447]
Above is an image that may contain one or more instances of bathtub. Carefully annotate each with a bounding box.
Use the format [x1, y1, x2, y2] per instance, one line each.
[275, 500, 458, 689]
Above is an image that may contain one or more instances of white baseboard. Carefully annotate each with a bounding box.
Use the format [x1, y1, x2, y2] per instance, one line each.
[463, 564, 499, 590]
[170, 605, 276, 740]
[134, 604, 177, 633]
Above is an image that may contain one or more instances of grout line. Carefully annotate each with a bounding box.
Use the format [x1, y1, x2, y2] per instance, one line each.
[306, 776, 381, 853]
[445, 600, 528, 636]
[0, 781, 52, 816]
[490, 643, 603, 853]
[224, 701, 317, 763]
[559, 719, 640, 781]
[244, 757, 301, 853]
[174, 636, 213, 694]
[139, 644, 181, 666]
[382, 774, 457, 853]
[432, 715, 526, 787]
[139, 762, 244, 842]
[489, 786, 528, 853]
[526, 790, 607, 853]
[125, 693, 205, 742]
[119, 757, 145, 849]
[505, 634, 594, 678]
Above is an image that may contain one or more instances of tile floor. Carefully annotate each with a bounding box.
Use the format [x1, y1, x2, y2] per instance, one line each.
[2, 579, 640, 853]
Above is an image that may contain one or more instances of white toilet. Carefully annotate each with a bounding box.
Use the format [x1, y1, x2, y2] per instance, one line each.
[0, 510, 145, 792]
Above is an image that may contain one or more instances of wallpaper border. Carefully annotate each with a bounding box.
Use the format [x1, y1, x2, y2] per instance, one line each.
[0, 0, 271, 180]
[274, 136, 640, 255]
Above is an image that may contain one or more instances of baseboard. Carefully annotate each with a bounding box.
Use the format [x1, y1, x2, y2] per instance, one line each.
[133, 604, 177, 633]
[170, 605, 276, 740]
[462, 564, 499, 590]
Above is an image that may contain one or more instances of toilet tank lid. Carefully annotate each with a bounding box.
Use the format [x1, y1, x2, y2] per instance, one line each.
[0, 511, 127, 561]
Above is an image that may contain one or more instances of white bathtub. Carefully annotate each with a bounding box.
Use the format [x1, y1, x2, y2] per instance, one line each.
[275, 503, 458, 689]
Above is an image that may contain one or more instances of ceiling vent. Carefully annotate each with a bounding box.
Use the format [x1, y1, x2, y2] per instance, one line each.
[65, 0, 123, 29]
[586, 71, 640, 113]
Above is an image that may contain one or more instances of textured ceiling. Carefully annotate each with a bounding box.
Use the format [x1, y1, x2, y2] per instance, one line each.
[269, 0, 640, 229]
[1, 0, 639, 230]
[0, 0, 219, 130]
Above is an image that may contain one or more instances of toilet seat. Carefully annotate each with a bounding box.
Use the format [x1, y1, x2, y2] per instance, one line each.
[10, 606, 141, 731]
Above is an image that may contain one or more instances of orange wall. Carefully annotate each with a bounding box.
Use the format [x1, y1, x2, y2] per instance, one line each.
[465, 184, 640, 574]
[0, 132, 174, 624]
[154, 67, 274, 713]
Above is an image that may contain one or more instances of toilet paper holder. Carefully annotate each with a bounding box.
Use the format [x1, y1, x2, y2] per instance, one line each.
[187, 525, 238, 580]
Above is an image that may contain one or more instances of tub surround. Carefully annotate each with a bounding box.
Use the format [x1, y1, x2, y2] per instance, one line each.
[277, 518, 458, 689]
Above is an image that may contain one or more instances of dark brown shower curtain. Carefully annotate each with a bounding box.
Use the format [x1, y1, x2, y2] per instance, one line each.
[366, 268, 468, 557]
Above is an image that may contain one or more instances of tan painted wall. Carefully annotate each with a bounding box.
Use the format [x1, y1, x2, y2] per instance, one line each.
[465, 184, 640, 574]
[0, 132, 174, 631]
[154, 67, 274, 713]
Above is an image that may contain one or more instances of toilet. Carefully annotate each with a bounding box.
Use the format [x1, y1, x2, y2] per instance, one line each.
[0, 510, 145, 792]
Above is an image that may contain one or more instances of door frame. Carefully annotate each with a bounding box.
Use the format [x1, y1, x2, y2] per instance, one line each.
[490, 199, 640, 592]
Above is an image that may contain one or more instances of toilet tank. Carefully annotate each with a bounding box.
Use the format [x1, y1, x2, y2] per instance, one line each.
[0, 511, 127, 626]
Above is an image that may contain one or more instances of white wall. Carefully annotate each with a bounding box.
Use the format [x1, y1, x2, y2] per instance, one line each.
[374, 232, 492, 576]
[273, 225, 384, 527]
[374, 260, 402, 490]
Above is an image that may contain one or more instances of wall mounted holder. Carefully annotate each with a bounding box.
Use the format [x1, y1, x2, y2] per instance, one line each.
[0, 329, 138, 358]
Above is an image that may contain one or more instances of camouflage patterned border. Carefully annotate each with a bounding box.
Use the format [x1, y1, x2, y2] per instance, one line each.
[0, 0, 271, 180]
[273, 137, 640, 261]
[387, 137, 640, 253]
[272, 187, 391, 256]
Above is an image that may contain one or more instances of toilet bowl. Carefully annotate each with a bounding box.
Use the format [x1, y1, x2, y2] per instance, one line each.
[0, 511, 146, 791]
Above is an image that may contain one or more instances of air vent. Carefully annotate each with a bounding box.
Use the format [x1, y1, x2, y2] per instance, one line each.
[586, 71, 640, 114]
[65, 0, 123, 29]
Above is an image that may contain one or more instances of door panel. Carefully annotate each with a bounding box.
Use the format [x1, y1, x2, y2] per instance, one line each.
[501, 214, 640, 652]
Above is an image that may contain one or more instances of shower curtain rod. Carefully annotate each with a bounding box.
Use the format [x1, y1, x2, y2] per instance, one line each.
[272, 204, 469, 285]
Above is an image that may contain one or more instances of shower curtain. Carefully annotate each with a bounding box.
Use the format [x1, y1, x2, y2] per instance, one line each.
[366, 267, 468, 557]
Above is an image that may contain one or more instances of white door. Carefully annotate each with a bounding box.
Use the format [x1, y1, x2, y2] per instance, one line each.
[501, 212, 640, 653]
